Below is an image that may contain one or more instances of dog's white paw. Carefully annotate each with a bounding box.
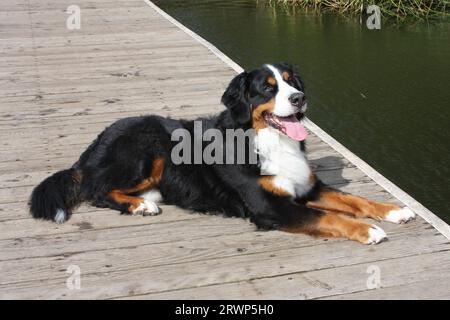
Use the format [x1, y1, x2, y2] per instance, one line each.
[131, 200, 160, 216]
[385, 207, 415, 224]
[365, 225, 387, 245]
[54, 209, 67, 224]
[141, 189, 162, 203]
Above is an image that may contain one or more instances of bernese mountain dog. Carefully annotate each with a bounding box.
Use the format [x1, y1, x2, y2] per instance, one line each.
[30, 63, 415, 244]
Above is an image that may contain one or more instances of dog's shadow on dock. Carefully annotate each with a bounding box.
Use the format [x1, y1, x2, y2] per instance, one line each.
[309, 155, 350, 188]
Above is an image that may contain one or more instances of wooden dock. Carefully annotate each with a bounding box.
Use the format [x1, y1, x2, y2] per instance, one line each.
[1, 0, 449, 299]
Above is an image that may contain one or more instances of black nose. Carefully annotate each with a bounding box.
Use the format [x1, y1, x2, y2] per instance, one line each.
[289, 92, 304, 106]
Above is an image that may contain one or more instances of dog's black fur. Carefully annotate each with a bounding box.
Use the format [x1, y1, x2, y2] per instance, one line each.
[30, 63, 325, 230]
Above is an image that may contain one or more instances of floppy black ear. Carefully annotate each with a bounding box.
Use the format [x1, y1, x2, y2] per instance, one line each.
[221, 72, 251, 125]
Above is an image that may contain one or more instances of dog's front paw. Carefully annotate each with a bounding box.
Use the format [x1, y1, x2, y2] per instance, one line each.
[385, 207, 415, 224]
[131, 200, 161, 216]
[365, 225, 388, 245]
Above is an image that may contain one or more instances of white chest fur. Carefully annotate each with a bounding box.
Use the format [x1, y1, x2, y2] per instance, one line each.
[255, 127, 312, 197]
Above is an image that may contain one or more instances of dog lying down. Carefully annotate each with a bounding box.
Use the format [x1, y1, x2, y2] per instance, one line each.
[30, 62, 415, 244]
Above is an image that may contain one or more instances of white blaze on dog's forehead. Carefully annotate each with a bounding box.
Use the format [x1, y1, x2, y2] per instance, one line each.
[265, 64, 283, 81]
[266, 65, 297, 90]
[265, 65, 282, 87]
[265, 64, 300, 117]
[266, 64, 300, 97]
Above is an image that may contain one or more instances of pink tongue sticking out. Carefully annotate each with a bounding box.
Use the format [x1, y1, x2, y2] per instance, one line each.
[279, 115, 308, 141]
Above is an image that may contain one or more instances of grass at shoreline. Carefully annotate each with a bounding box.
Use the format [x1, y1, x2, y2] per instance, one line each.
[276, 0, 450, 19]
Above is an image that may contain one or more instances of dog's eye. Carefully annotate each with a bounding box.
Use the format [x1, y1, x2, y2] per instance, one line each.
[264, 84, 274, 92]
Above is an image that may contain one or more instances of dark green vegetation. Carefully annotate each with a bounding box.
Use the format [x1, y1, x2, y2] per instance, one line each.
[278, 0, 449, 20]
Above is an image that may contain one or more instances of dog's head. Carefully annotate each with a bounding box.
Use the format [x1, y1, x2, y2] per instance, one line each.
[221, 63, 308, 141]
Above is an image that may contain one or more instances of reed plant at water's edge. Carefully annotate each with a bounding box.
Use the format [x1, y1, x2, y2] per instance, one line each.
[275, 0, 450, 19]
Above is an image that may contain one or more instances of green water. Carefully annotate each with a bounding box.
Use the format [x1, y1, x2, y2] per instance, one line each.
[154, 0, 450, 223]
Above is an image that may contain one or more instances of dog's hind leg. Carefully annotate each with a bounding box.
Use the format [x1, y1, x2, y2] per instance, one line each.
[306, 188, 415, 224]
[107, 189, 160, 216]
[282, 210, 387, 245]
[103, 158, 165, 216]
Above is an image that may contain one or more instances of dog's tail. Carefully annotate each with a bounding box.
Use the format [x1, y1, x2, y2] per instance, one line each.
[29, 168, 83, 223]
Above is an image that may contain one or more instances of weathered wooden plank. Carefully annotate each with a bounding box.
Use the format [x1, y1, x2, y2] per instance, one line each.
[0, 33, 198, 56]
[0, 226, 446, 299]
[0, 227, 330, 286]
[0, 215, 260, 262]
[127, 250, 450, 299]
[0, 91, 225, 117]
[0, 69, 232, 99]
[0, 38, 206, 59]
[0, 219, 437, 289]
[0, 57, 227, 82]
[0, 53, 223, 77]
[0, 204, 202, 240]
[325, 277, 450, 300]
[0, 46, 210, 70]
[0, 69, 233, 97]
[0, 95, 223, 126]
[1, 1, 142, 12]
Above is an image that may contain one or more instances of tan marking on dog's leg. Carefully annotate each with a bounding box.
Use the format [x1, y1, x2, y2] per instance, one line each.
[122, 157, 165, 194]
[306, 190, 415, 223]
[108, 158, 165, 215]
[109, 190, 144, 213]
[282, 211, 387, 244]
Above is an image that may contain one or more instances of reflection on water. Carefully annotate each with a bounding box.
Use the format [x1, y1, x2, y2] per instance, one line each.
[154, 0, 450, 223]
